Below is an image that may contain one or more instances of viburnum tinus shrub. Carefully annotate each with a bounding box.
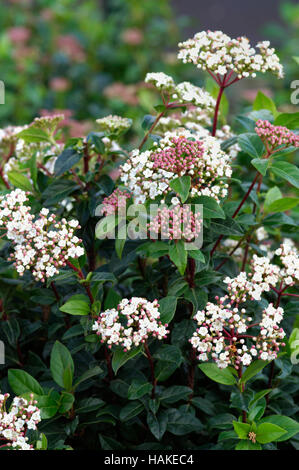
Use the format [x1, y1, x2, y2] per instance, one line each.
[0, 31, 299, 451]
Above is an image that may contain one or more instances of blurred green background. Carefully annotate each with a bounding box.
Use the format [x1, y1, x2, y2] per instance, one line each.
[0, 0, 298, 132]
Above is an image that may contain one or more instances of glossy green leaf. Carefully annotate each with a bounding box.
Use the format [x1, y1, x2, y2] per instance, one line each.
[198, 363, 236, 385]
[169, 175, 191, 203]
[60, 295, 90, 316]
[8, 369, 43, 396]
[50, 341, 74, 390]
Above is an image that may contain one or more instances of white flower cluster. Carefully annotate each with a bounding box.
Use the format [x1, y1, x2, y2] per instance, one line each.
[145, 72, 215, 109]
[250, 254, 281, 292]
[0, 126, 26, 152]
[96, 115, 132, 136]
[190, 297, 285, 369]
[145, 72, 176, 92]
[32, 114, 64, 134]
[154, 116, 182, 135]
[223, 241, 299, 302]
[0, 393, 41, 450]
[275, 242, 299, 286]
[223, 271, 264, 302]
[0, 189, 84, 282]
[224, 263, 280, 302]
[120, 133, 231, 203]
[258, 303, 285, 361]
[190, 300, 256, 369]
[0, 116, 66, 182]
[178, 31, 284, 79]
[4, 141, 62, 178]
[92, 297, 169, 351]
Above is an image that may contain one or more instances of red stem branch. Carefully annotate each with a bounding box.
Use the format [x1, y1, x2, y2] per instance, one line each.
[212, 86, 224, 136]
[144, 342, 156, 398]
[66, 261, 94, 304]
[211, 172, 260, 257]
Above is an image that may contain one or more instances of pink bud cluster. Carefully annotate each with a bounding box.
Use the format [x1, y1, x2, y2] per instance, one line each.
[255, 119, 299, 151]
[0, 189, 84, 282]
[102, 188, 131, 216]
[120, 134, 231, 203]
[190, 295, 285, 370]
[151, 136, 204, 174]
[148, 205, 202, 242]
[155, 111, 240, 159]
[92, 297, 169, 352]
[0, 393, 41, 450]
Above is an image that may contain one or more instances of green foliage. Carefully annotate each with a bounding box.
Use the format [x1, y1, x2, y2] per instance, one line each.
[0, 7, 298, 450]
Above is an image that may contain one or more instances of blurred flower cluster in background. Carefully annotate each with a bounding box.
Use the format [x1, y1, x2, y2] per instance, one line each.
[0, 0, 189, 132]
[0, 0, 298, 134]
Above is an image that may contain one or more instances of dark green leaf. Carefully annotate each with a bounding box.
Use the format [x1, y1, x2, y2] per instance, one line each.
[50, 341, 74, 390]
[198, 363, 236, 385]
[54, 148, 83, 176]
[159, 296, 177, 325]
[169, 175, 191, 203]
[8, 369, 43, 396]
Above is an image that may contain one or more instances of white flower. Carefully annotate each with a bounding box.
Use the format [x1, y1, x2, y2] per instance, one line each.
[0, 392, 41, 450]
[0, 190, 84, 282]
[178, 30, 283, 79]
[92, 298, 169, 350]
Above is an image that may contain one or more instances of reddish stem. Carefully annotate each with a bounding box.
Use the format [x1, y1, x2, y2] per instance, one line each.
[247, 323, 259, 329]
[50, 282, 60, 302]
[0, 299, 8, 321]
[232, 172, 260, 219]
[104, 345, 114, 381]
[186, 257, 196, 288]
[17, 340, 24, 367]
[225, 76, 242, 87]
[187, 348, 197, 404]
[139, 109, 167, 150]
[144, 342, 156, 398]
[282, 292, 299, 299]
[207, 69, 221, 85]
[212, 86, 224, 136]
[87, 244, 96, 272]
[37, 164, 52, 177]
[66, 261, 94, 304]
[211, 172, 260, 257]
[275, 282, 283, 308]
[83, 142, 90, 174]
[215, 237, 244, 271]
[0, 168, 10, 189]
